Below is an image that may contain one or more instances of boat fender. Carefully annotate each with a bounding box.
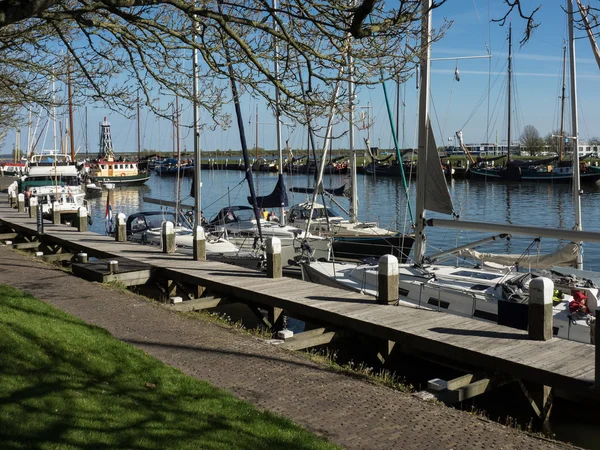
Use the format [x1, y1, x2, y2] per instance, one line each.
[87, 215, 93, 226]
[121, 172, 126, 176]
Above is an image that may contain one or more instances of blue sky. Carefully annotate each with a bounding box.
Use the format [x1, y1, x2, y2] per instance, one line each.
[3, 0, 600, 157]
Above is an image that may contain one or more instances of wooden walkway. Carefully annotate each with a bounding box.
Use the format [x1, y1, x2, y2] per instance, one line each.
[0, 196, 597, 398]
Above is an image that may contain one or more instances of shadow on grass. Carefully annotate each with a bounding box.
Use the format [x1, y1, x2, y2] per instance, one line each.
[0, 285, 338, 450]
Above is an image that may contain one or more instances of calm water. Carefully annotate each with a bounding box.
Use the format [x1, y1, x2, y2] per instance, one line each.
[87, 169, 600, 271]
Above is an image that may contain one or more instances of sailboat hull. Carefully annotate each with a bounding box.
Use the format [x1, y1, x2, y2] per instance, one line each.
[332, 235, 414, 263]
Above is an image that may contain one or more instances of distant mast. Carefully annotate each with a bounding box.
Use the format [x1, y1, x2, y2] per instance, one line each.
[506, 22, 512, 164]
[98, 117, 115, 161]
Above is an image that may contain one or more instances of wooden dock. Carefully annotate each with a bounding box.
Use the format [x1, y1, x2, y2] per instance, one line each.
[0, 193, 598, 409]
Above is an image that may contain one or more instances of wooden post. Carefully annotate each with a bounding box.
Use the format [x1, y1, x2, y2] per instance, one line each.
[162, 221, 175, 253]
[29, 197, 38, 221]
[17, 193, 25, 213]
[115, 213, 127, 242]
[76, 253, 88, 263]
[266, 237, 282, 278]
[377, 254, 399, 305]
[52, 202, 61, 224]
[193, 226, 206, 261]
[590, 305, 600, 391]
[76, 207, 88, 232]
[108, 260, 119, 274]
[10, 190, 16, 208]
[528, 277, 553, 341]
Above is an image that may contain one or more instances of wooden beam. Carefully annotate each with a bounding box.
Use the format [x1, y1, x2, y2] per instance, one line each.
[169, 296, 225, 312]
[0, 232, 17, 239]
[446, 374, 475, 391]
[247, 304, 272, 329]
[280, 331, 337, 351]
[12, 241, 40, 250]
[40, 253, 74, 262]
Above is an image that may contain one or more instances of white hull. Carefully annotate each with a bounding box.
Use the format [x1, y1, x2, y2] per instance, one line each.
[302, 260, 594, 344]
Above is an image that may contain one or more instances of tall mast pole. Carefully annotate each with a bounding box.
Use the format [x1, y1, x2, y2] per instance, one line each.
[68, 68, 75, 162]
[506, 22, 512, 164]
[85, 107, 88, 159]
[137, 92, 141, 161]
[273, 0, 285, 223]
[192, 6, 203, 259]
[255, 104, 259, 160]
[414, 0, 432, 263]
[558, 45, 567, 161]
[348, 5, 358, 224]
[568, 0, 583, 269]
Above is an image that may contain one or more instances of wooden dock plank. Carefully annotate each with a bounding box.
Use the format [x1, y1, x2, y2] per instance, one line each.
[0, 199, 597, 394]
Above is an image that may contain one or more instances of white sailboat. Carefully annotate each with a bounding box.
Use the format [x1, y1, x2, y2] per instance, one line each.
[301, 0, 599, 344]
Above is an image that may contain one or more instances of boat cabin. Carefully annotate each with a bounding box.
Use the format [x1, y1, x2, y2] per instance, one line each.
[287, 202, 341, 223]
[90, 160, 140, 178]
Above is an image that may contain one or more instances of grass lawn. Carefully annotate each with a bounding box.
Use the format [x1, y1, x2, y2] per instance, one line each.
[0, 284, 339, 450]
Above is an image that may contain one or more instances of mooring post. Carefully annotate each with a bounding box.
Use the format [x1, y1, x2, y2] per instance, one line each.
[377, 254, 399, 305]
[29, 197, 38, 221]
[193, 226, 206, 261]
[17, 193, 25, 213]
[162, 221, 176, 253]
[115, 213, 127, 242]
[76, 207, 88, 232]
[108, 260, 119, 274]
[52, 202, 61, 224]
[10, 190, 16, 208]
[266, 237, 282, 278]
[528, 277, 553, 341]
[76, 253, 88, 263]
[595, 308, 599, 389]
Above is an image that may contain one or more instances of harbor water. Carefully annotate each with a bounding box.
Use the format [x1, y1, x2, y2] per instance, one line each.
[86, 169, 600, 272]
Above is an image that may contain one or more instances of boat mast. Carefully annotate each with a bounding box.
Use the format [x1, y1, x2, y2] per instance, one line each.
[192, 11, 202, 241]
[413, 0, 432, 264]
[348, 16, 358, 224]
[137, 92, 141, 161]
[273, 0, 285, 224]
[68, 68, 75, 162]
[85, 107, 88, 159]
[568, 0, 583, 269]
[255, 104, 259, 160]
[506, 22, 512, 164]
[559, 45, 567, 162]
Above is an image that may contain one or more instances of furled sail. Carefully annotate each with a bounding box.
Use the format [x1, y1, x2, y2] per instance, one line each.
[457, 242, 578, 270]
[424, 124, 454, 215]
[248, 174, 289, 209]
[289, 179, 351, 197]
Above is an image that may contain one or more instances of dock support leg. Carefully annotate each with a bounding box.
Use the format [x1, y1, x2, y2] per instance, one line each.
[164, 279, 177, 303]
[77, 207, 88, 232]
[519, 380, 553, 429]
[268, 306, 285, 332]
[377, 340, 397, 366]
[528, 277, 553, 341]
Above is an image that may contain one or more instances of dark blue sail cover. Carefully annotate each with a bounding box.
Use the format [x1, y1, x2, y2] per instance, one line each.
[248, 174, 288, 208]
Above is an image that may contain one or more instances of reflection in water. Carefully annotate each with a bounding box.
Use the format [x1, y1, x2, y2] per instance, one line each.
[88, 171, 600, 271]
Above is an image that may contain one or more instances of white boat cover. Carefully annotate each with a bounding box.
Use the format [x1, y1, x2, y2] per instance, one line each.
[457, 242, 579, 270]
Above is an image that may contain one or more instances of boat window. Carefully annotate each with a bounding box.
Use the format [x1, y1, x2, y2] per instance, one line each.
[450, 270, 499, 281]
[131, 216, 148, 232]
[234, 209, 255, 222]
[101, 164, 107, 170]
[146, 214, 176, 229]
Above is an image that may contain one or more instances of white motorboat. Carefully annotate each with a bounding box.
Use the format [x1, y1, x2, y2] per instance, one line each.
[206, 205, 331, 265]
